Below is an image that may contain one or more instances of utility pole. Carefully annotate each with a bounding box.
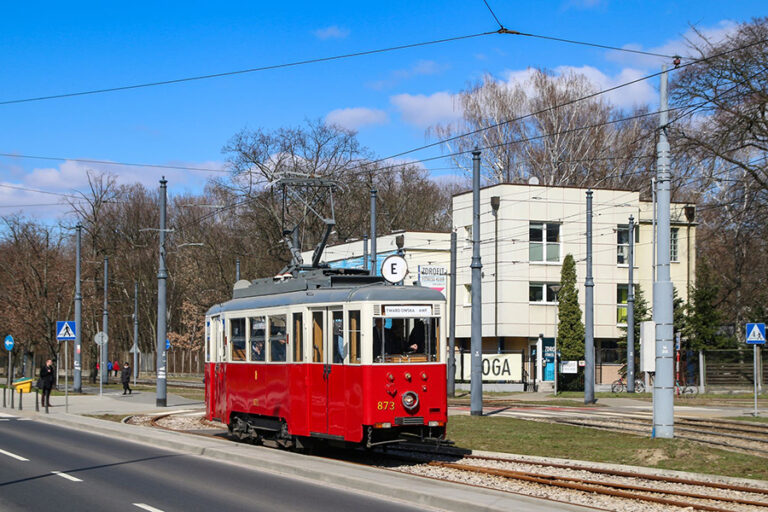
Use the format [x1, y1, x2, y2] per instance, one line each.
[627, 216, 636, 393]
[584, 189, 595, 404]
[74, 224, 82, 393]
[102, 256, 109, 385]
[236, 258, 240, 281]
[133, 281, 139, 386]
[470, 148, 483, 416]
[370, 189, 377, 276]
[448, 230, 457, 397]
[156, 177, 168, 407]
[363, 234, 369, 271]
[654, 65, 675, 438]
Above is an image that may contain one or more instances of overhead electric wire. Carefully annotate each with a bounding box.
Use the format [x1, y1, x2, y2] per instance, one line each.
[481, 0, 505, 30]
[0, 31, 496, 106]
[0, 152, 228, 173]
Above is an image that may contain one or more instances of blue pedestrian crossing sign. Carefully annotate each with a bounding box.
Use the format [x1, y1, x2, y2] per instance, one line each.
[746, 323, 766, 345]
[56, 321, 76, 341]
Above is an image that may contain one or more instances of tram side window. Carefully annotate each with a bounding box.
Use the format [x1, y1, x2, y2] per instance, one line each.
[231, 318, 246, 361]
[347, 310, 361, 364]
[269, 315, 287, 362]
[331, 311, 344, 364]
[312, 312, 324, 363]
[293, 313, 304, 362]
[250, 316, 266, 362]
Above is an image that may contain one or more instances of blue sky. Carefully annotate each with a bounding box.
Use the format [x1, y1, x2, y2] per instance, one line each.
[0, 1, 764, 220]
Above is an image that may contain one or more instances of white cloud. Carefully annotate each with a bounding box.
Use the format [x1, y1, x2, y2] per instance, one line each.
[313, 25, 350, 40]
[606, 19, 740, 68]
[0, 158, 226, 221]
[502, 65, 655, 109]
[390, 91, 463, 128]
[325, 107, 388, 131]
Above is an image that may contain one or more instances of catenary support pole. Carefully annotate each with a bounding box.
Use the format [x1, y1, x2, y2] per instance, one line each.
[102, 256, 109, 385]
[156, 177, 168, 407]
[363, 234, 369, 271]
[236, 258, 240, 281]
[470, 148, 483, 416]
[653, 65, 675, 438]
[627, 216, 636, 393]
[74, 224, 82, 393]
[584, 190, 595, 404]
[133, 281, 138, 386]
[370, 189, 377, 276]
[448, 230, 457, 397]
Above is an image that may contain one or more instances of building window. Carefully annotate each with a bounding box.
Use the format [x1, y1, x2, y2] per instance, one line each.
[464, 284, 472, 305]
[617, 224, 639, 265]
[670, 227, 679, 262]
[529, 282, 559, 304]
[464, 225, 472, 248]
[529, 222, 560, 262]
[617, 284, 628, 325]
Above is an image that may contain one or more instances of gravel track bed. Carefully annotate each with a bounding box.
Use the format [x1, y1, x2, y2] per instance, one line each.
[137, 412, 768, 511]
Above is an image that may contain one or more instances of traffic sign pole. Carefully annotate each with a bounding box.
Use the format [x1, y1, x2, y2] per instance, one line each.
[745, 323, 765, 417]
[4, 335, 13, 408]
[755, 344, 759, 417]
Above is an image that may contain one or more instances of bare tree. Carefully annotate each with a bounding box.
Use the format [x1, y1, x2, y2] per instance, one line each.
[431, 68, 657, 190]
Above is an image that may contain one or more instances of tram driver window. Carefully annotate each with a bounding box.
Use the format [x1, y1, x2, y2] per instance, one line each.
[293, 313, 304, 363]
[269, 315, 287, 362]
[250, 316, 266, 362]
[231, 318, 246, 361]
[373, 317, 440, 363]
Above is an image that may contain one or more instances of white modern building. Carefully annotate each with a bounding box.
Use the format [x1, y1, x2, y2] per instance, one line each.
[451, 183, 696, 388]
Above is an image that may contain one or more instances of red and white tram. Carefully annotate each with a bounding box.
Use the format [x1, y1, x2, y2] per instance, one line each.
[205, 268, 447, 449]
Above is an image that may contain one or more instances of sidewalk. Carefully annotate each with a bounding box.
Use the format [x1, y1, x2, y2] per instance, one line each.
[2, 386, 203, 417]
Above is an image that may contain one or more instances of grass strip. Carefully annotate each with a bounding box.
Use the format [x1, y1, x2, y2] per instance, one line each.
[448, 415, 768, 480]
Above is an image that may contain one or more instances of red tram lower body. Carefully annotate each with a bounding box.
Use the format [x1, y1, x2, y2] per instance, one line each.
[205, 362, 447, 447]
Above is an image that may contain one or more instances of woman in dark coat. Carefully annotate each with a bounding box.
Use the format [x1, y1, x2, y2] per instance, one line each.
[121, 362, 132, 395]
[40, 359, 54, 407]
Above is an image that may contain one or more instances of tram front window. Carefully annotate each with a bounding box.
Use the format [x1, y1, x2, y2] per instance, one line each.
[372, 317, 440, 363]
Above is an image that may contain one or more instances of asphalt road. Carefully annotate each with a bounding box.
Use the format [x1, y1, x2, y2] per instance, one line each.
[0, 416, 426, 512]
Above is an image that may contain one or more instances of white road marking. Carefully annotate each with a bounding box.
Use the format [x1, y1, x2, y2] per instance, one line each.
[0, 413, 17, 418]
[0, 448, 29, 461]
[134, 504, 165, 512]
[51, 471, 82, 482]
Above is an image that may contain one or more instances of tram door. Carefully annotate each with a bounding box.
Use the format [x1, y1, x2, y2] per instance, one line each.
[212, 316, 227, 421]
[308, 308, 347, 437]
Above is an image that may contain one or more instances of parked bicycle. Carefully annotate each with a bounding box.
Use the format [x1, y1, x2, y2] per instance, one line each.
[674, 380, 698, 397]
[610, 376, 646, 393]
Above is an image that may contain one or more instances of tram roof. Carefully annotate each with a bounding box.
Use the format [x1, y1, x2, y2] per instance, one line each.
[207, 269, 445, 316]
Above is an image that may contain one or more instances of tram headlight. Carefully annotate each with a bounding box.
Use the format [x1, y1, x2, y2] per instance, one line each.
[401, 391, 419, 411]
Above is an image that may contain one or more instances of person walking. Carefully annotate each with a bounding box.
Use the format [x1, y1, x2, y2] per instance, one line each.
[113, 359, 120, 377]
[121, 362, 132, 395]
[40, 359, 55, 407]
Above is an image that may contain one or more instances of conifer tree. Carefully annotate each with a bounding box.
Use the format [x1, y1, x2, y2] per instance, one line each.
[684, 261, 732, 349]
[558, 254, 585, 360]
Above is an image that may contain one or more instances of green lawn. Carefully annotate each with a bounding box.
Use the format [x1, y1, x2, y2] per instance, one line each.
[448, 415, 768, 480]
[725, 415, 768, 423]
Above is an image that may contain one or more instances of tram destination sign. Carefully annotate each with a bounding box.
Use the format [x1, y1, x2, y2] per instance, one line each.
[384, 305, 432, 317]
